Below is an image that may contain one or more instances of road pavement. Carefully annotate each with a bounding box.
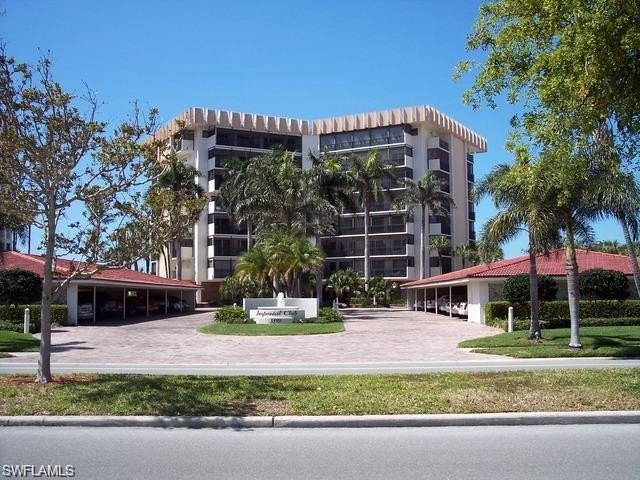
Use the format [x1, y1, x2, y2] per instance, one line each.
[2, 424, 639, 479]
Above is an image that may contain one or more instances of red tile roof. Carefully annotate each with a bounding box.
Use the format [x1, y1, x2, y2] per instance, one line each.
[0, 251, 199, 289]
[402, 249, 633, 288]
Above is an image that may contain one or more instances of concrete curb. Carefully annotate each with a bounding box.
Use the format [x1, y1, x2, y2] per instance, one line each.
[1, 411, 639, 429]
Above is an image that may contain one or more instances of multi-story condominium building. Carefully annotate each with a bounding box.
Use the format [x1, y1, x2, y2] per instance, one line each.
[151, 105, 486, 303]
[0, 227, 18, 252]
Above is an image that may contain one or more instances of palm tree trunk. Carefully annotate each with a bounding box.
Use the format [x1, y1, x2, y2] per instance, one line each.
[565, 224, 582, 348]
[420, 203, 426, 278]
[164, 242, 171, 278]
[364, 202, 370, 290]
[176, 237, 183, 280]
[247, 220, 252, 250]
[528, 233, 541, 339]
[620, 218, 640, 297]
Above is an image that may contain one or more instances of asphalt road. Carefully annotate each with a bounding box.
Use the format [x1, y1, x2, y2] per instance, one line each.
[2, 425, 639, 479]
[1, 358, 640, 375]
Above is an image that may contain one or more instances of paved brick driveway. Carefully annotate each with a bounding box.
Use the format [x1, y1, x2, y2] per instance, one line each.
[2, 308, 503, 364]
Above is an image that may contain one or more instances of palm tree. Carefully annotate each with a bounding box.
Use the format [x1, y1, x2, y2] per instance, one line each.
[474, 151, 561, 340]
[392, 173, 454, 278]
[235, 245, 272, 296]
[476, 239, 504, 264]
[429, 235, 451, 274]
[539, 144, 609, 348]
[221, 149, 337, 239]
[152, 156, 207, 280]
[220, 158, 259, 249]
[454, 243, 478, 269]
[591, 159, 640, 297]
[326, 269, 363, 307]
[344, 150, 395, 286]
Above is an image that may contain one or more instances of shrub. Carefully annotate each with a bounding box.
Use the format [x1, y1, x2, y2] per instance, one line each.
[0, 269, 43, 305]
[502, 274, 558, 303]
[484, 299, 640, 330]
[0, 304, 68, 333]
[579, 269, 629, 300]
[214, 305, 252, 324]
[320, 307, 344, 323]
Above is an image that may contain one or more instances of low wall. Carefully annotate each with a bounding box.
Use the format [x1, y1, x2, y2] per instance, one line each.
[243, 298, 318, 319]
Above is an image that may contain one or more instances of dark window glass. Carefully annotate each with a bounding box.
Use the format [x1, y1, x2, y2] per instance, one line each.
[208, 170, 215, 181]
[405, 145, 413, 157]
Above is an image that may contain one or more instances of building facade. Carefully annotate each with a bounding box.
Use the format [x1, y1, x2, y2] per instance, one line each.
[0, 227, 18, 252]
[151, 105, 486, 303]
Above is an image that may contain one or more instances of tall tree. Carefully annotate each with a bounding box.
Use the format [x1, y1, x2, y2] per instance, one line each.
[234, 232, 324, 298]
[392, 173, 454, 278]
[147, 154, 207, 280]
[220, 149, 337, 239]
[476, 239, 504, 264]
[454, 243, 478, 269]
[429, 235, 451, 274]
[326, 269, 363, 307]
[344, 150, 395, 286]
[457, 0, 640, 168]
[474, 151, 561, 339]
[0, 51, 159, 382]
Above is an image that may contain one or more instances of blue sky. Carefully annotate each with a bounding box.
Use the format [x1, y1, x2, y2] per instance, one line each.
[1, 0, 622, 258]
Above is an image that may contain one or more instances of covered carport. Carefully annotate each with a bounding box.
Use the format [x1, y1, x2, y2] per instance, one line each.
[403, 278, 470, 320]
[65, 271, 200, 325]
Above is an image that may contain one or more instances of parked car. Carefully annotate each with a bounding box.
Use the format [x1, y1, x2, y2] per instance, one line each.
[456, 302, 468, 317]
[437, 296, 449, 313]
[78, 303, 93, 320]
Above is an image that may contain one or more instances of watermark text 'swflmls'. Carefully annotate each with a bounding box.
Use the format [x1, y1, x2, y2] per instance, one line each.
[2, 464, 75, 478]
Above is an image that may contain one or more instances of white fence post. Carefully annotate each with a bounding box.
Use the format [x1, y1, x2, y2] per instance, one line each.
[23, 308, 30, 334]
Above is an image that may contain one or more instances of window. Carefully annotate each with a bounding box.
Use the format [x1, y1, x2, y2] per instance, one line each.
[404, 145, 413, 157]
[203, 128, 215, 138]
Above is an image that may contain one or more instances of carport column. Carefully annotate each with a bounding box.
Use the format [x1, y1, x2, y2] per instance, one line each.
[92, 286, 96, 324]
[423, 289, 426, 312]
[449, 285, 452, 318]
[164, 290, 168, 316]
[435, 287, 438, 316]
[122, 288, 126, 320]
[146, 289, 149, 318]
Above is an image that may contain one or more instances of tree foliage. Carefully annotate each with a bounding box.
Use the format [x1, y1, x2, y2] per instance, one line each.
[220, 149, 337, 239]
[0, 50, 159, 382]
[234, 232, 324, 298]
[326, 269, 363, 306]
[0, 269, 42, 305]
[579, 269, 629, 301]
[502, 274, 558, 304]
[457, 0, 640, 161]
[393, 173, 454, 278]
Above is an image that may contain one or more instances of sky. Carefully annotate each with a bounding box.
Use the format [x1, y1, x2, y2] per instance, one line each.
[0, 0, 623, 259]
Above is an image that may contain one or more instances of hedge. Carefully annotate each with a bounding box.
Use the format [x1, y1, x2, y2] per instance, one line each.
[214, 305, 253, 324]
[0, 304, 68, 333]
[485, 300, 640, 330]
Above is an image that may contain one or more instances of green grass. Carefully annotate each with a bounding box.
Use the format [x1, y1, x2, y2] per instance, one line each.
[198, 322, 345, 336]
[1, 369, 638, 416]
[0, 330, 40, 353]
[459, 326, 640, 358]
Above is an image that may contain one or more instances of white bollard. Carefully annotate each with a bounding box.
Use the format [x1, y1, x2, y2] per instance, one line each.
[24, 308, 30, 334]
[508, 306, 514, 333]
